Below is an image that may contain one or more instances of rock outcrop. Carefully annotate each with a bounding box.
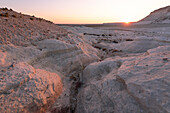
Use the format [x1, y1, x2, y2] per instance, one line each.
[0, 8, 99, 113]
[0, 62, 63, 113]
[0, 7, 170, 113]
[77, 46, 170, 113]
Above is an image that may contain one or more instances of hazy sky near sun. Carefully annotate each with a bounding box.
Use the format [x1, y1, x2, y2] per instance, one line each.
[0, 0, 170, 24]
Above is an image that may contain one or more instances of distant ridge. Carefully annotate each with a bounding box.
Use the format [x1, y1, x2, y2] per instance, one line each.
[104, 6, 170, 25]
[137, 5, 170, 24]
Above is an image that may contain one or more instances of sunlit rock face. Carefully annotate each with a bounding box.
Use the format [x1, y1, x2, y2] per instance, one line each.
[77, 46, 170, 113]
[30, 39, 99, 75]
[0, 8, 99, 113]
[0, 7, 170, 113]
[0, 62, 63, 113]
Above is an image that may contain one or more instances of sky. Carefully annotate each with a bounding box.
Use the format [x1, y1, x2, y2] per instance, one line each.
[0, 0, 170, 24]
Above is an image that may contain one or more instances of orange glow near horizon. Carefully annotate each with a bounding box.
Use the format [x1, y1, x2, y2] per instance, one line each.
[0, 0, 170, 24]
[123, 22, 131, 26]
[125, 22, 130, 24]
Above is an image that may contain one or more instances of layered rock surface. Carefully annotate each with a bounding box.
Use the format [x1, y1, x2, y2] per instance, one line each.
[0, 8, 99, 113]
[0, 62, 62, 113]
[0, 7, 170, 113]
[63, 19, 170, 113]
[77, 46, 170, 113]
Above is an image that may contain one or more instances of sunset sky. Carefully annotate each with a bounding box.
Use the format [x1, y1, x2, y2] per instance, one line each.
[0, 0, 170, 24]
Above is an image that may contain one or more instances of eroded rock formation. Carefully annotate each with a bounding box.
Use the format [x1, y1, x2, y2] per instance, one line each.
[0, 7, 170, 113]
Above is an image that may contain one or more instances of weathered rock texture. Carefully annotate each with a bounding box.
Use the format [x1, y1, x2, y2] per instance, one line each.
[76, 46, 170, 113]
[0, 7, 170, 113]
[0, 8, 99, 113]
[0, 62, 63, 113]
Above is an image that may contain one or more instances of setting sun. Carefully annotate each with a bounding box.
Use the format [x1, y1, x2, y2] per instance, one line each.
[123, 21, 131, 26]
[125, 22, 130, 24]
[0, 0, 170, 112]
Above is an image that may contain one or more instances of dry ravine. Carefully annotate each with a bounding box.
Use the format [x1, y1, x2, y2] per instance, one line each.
[0, 7, 170, 113]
